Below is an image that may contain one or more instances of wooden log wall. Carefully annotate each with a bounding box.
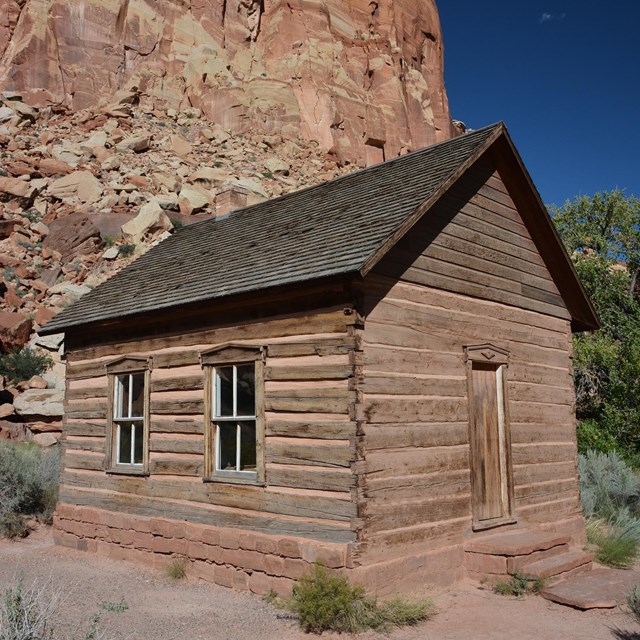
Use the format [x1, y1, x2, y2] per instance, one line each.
[357, 168, 581, 564]
[61, 307, 361, 544]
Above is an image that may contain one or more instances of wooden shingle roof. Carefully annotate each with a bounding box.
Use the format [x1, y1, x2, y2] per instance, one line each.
[40, 123, 598, 335]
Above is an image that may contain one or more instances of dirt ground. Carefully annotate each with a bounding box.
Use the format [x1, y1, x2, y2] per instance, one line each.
[1, 529, 640, 640]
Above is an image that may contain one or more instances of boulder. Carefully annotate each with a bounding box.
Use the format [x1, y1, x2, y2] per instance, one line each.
[121, 201, 173, 243]
[32, 432, 59, 447]
[47, 171, 103, 203]
[37, 158, 74, 176]
[116, 134, 151, 153]
[0, 176, 36, 199]
[178, 185, 212, 215]
[43, 211, 102, 259]
[264, 158, 290, 176]
[167, 134, 193, 157]
[13, 389, 64, 417]
[0, 404, 14, 418]
[0, 311, 33, 350]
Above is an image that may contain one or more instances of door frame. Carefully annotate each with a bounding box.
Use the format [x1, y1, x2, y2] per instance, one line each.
[465, 344, 516, 531]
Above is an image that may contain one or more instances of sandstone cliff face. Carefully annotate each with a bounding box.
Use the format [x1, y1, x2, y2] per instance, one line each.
[0, 0, 454, 164]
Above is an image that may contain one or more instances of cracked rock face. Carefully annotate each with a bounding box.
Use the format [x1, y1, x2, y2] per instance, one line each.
[0, 0, 455, 164]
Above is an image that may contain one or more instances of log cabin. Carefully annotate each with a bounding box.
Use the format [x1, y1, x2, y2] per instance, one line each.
[40, 123, 599, 595]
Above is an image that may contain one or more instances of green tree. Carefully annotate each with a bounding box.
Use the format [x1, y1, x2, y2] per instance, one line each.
[551, 190, 640, 459]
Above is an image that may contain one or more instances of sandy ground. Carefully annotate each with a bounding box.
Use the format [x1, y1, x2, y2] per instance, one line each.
[1, 529, 640, 640]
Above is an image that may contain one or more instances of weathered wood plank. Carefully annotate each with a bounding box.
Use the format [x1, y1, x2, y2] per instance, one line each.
[511, 443, 576, 465]
[265, 365, 353, 381]
[266, 442, 354, 468]
[149, 437, 204, 455]
[149, 419, 204, 435]
[61, 470, 356, 522]
[67, 309, 354, 363]
[66, 387, 109, 401]
[267, 467, 355, 493]
[58, 485, 355, 543]
[364, 423, 469, 450]
[150, 400, 204, 415]
[363, 375, 467, 397]
[65, 422, 106, 437]
[266, 420, 357, 440]
[364, 397, 468, 424]
[150, 376, 204, 393]
[365, 445, 469, 477]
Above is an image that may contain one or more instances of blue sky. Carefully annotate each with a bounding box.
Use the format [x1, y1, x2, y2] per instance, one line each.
[438, 1, 638, 207]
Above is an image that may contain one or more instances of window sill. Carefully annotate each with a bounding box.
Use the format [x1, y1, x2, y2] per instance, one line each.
[107, 467, 149, 477]
[203, 475, 265, 487]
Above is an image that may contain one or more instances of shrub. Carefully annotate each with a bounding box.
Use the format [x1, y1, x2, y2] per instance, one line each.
[579, 450, 640, 519]
[118, 243, 135, 258]
[628, 585, 640, 622]
[493, 571, 529, 597]
[0, 348, 53, 385]
[285, 564, 433, 634]
[586, 510, 640, 568]
[0, 442, 60, 538]
[0, 578, 58, 640]
[165, 556, 187, 581]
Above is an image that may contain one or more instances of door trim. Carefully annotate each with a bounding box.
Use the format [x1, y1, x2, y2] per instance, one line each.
[465, 344, 516, 531]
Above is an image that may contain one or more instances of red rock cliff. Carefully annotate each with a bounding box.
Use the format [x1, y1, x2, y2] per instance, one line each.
[0, 0, 454, 163]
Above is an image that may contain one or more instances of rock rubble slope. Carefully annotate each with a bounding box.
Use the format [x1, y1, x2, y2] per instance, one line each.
[0, 89, 350, 441]
[0, 0, 456, 164]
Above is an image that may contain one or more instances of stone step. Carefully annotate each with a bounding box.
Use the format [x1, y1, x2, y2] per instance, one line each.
[519, 550, 593, 580]
[541, 567, 640, 609]
[464, 530, 570, 557]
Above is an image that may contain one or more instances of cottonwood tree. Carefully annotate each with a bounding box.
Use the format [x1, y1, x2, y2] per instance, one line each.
[552, 190, 640, 459]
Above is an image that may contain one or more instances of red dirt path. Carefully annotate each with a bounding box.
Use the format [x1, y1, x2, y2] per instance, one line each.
[1, 528, 639, 640]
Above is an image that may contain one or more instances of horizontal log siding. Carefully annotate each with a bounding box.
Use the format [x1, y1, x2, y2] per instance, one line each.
[358, 168, 579, 563]
[61, 309, 360, 544]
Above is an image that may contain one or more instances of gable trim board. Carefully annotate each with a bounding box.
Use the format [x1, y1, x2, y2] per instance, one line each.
[40, 123, 598, 337]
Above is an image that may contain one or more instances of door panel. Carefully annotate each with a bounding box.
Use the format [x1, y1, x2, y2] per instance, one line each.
[468, 361, 514, 529]
[472, 366, 503, 521]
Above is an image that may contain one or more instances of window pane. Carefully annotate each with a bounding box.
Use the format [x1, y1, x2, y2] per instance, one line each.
[215, 367, 234, 417]
[116, 375, 129, 419]
[239, 421, 256, 471]
[118, 422, 132, 465]
[236, 365, 255, 417]
[218, 423, 237, 471]
[131, 374, 145, 418]
[133, 423, 144, 465]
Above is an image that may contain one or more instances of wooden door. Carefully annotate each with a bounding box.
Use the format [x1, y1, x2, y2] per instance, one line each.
[466, 345, 515, 530]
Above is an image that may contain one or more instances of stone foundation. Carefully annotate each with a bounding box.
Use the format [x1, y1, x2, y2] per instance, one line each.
[54, 504, 351, 596]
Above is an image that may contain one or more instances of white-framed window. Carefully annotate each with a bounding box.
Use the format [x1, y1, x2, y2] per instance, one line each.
[114, 372, 145, 467]
[213, 364, 257, 476]
[201, 344, 265, 484]
[105, 357, 151, 475]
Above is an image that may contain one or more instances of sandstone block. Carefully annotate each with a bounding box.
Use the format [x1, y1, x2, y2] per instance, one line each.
[13, 388, 64, 417]
[0, 176, 36, 199]
[121, 201, 172, 243]
[116, 134, 151, 153]
[0, 310, 32, 350]
[47, 171, 103, 203]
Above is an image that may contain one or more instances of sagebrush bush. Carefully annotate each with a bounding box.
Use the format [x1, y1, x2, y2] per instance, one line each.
[0, 348, 53, 385]
[579, 450, 640, 519]
[286, 564, 433, 634]
[628, 585, 640, 622]
[0, 442, 60, 538]
[586, 510, 640, 568]
[0, 578, 58, 640]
